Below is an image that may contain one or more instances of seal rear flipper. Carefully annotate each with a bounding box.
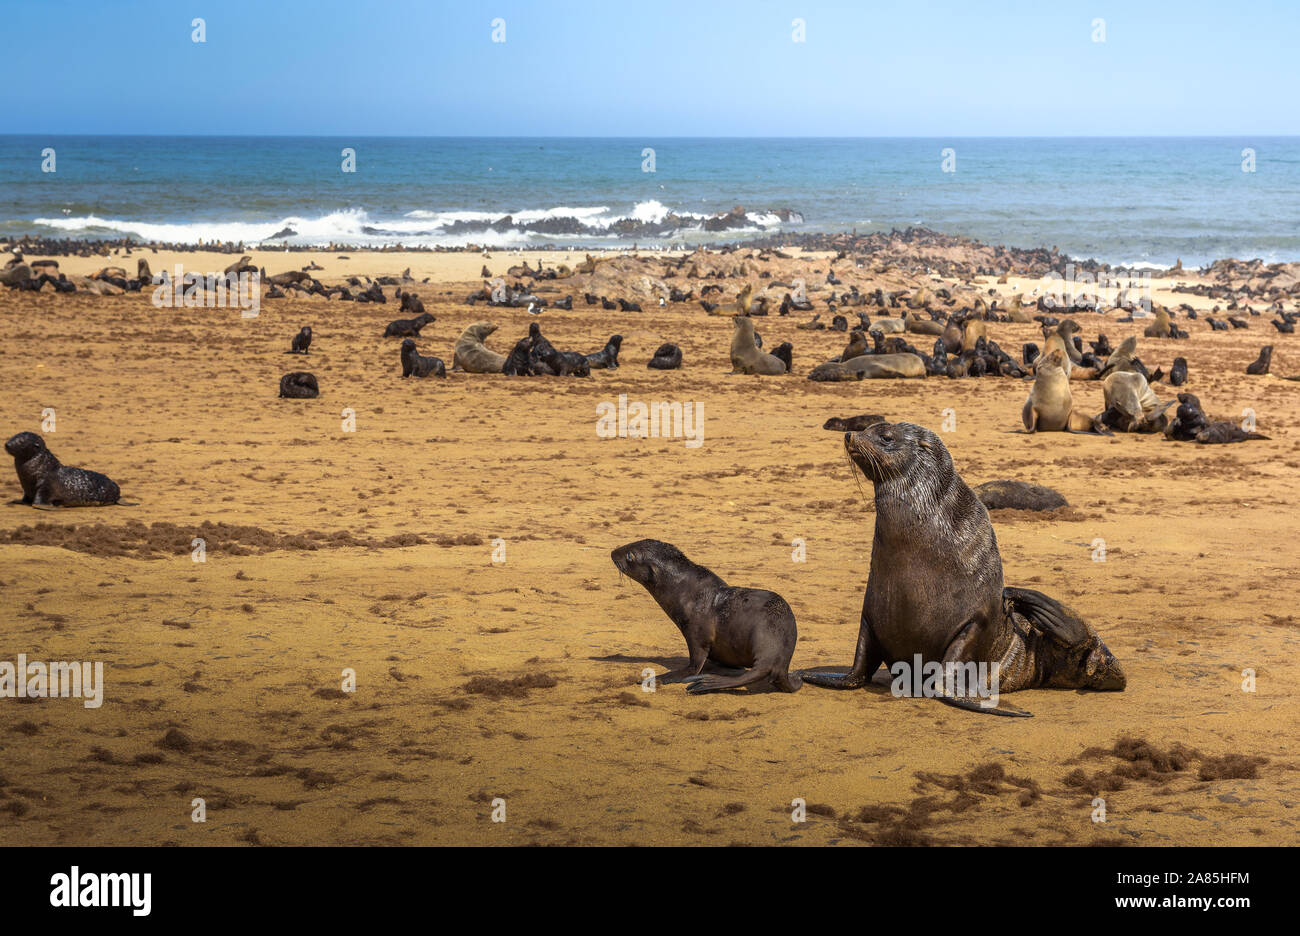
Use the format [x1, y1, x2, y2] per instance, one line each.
[1003, 586, 1090, 647]
[936, 693, 1033, 717]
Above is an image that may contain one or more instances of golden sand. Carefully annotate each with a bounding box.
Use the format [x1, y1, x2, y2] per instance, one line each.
[1, 250, 1297, 845]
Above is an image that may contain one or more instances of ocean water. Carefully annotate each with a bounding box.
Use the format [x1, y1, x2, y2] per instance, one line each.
[2, 136, 1297, 267]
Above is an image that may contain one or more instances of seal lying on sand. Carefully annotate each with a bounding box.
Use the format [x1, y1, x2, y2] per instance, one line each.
[1165, 393, 1269, 444]
[730, 316, 789, 375]
[800, 422, 1125, 715]
[808, 353, 924, 381]
[279, 372, 319, 398]
[6, 432, 123, 508]
[452, 322, 506, 373]
[611, 539, 801, 694]
[972, 480, 1068, 512]
[400, 339, 446, 378]
[647, 343, 682, 370]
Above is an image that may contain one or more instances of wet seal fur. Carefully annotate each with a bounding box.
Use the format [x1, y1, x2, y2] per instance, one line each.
[279, 372, 319, 398]
[6, 432, 122, 508]
[400, 339, 446, 378]
[800, 422, 1125, 715]
[611, 539, 801, 693]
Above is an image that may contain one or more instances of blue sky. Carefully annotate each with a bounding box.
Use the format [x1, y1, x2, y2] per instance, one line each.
[4, 0, 1298, 136]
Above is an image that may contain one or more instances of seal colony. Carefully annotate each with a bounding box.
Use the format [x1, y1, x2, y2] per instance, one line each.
[2, 231, 1296, 846]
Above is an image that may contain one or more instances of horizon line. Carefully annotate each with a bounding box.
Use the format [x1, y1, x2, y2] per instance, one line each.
[2, 133, 1297, 140]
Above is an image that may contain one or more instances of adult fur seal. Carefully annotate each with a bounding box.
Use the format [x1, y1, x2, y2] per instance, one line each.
[808, 353, 925, 381]
[730, 316, 789, 375]
[452, 322, 506, 373]
[1021, 350, 1104, 433]
[648, 343, 682, 370]
[5, 432, 123, 508]
[585, 335, 622, 370]
[289, 326, 312, 354]
[800, 422, 1125, 715]
[383, 312, 435, 338]
[611, 539, 801, 694]
[279, 372, 319, 398]
[1097, 371, 1172, 433]
[400, 339, 446, 378]
[708, 284, 753, 317]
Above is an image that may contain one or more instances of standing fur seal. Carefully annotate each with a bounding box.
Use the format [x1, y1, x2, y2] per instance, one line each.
[289, 326, 312, 354]
[1246, 346, 1273, 376]
[383, 312, 435, 338]
[452, 322, 506, 373]
[800, 422, 1125, 715]
[6, 432, 122, 508]
[279, 372, 319, 398]
[611, 539, 801, 694]
[400, 339, 446, 378]
[730, 315, 789, 375]
[585, 335, 623, 370]
[1022, 350, 1104, 433]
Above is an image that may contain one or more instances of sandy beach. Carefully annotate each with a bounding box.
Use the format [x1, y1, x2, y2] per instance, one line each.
[1, 242, 1297, 846]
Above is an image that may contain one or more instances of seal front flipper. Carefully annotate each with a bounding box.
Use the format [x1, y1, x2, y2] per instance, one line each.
[800, 619, 882, 689]
[1003, 586, 1089, 647]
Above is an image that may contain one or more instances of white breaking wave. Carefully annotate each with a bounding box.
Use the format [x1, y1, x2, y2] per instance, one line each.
[30, 200, 792, 248]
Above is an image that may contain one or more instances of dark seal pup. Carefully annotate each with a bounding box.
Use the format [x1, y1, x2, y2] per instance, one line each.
[279, 372, 319, 398]
[289, 326, 312, 353]
[383, 312, 435, 338]
[585, 334, 623, 370]
[5, 432, 121, 508]
[647, 343, 682, 370]
[400, 339, 446, 378]
[801, 422, 1125, 715]
[611, 539, 801, 694]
